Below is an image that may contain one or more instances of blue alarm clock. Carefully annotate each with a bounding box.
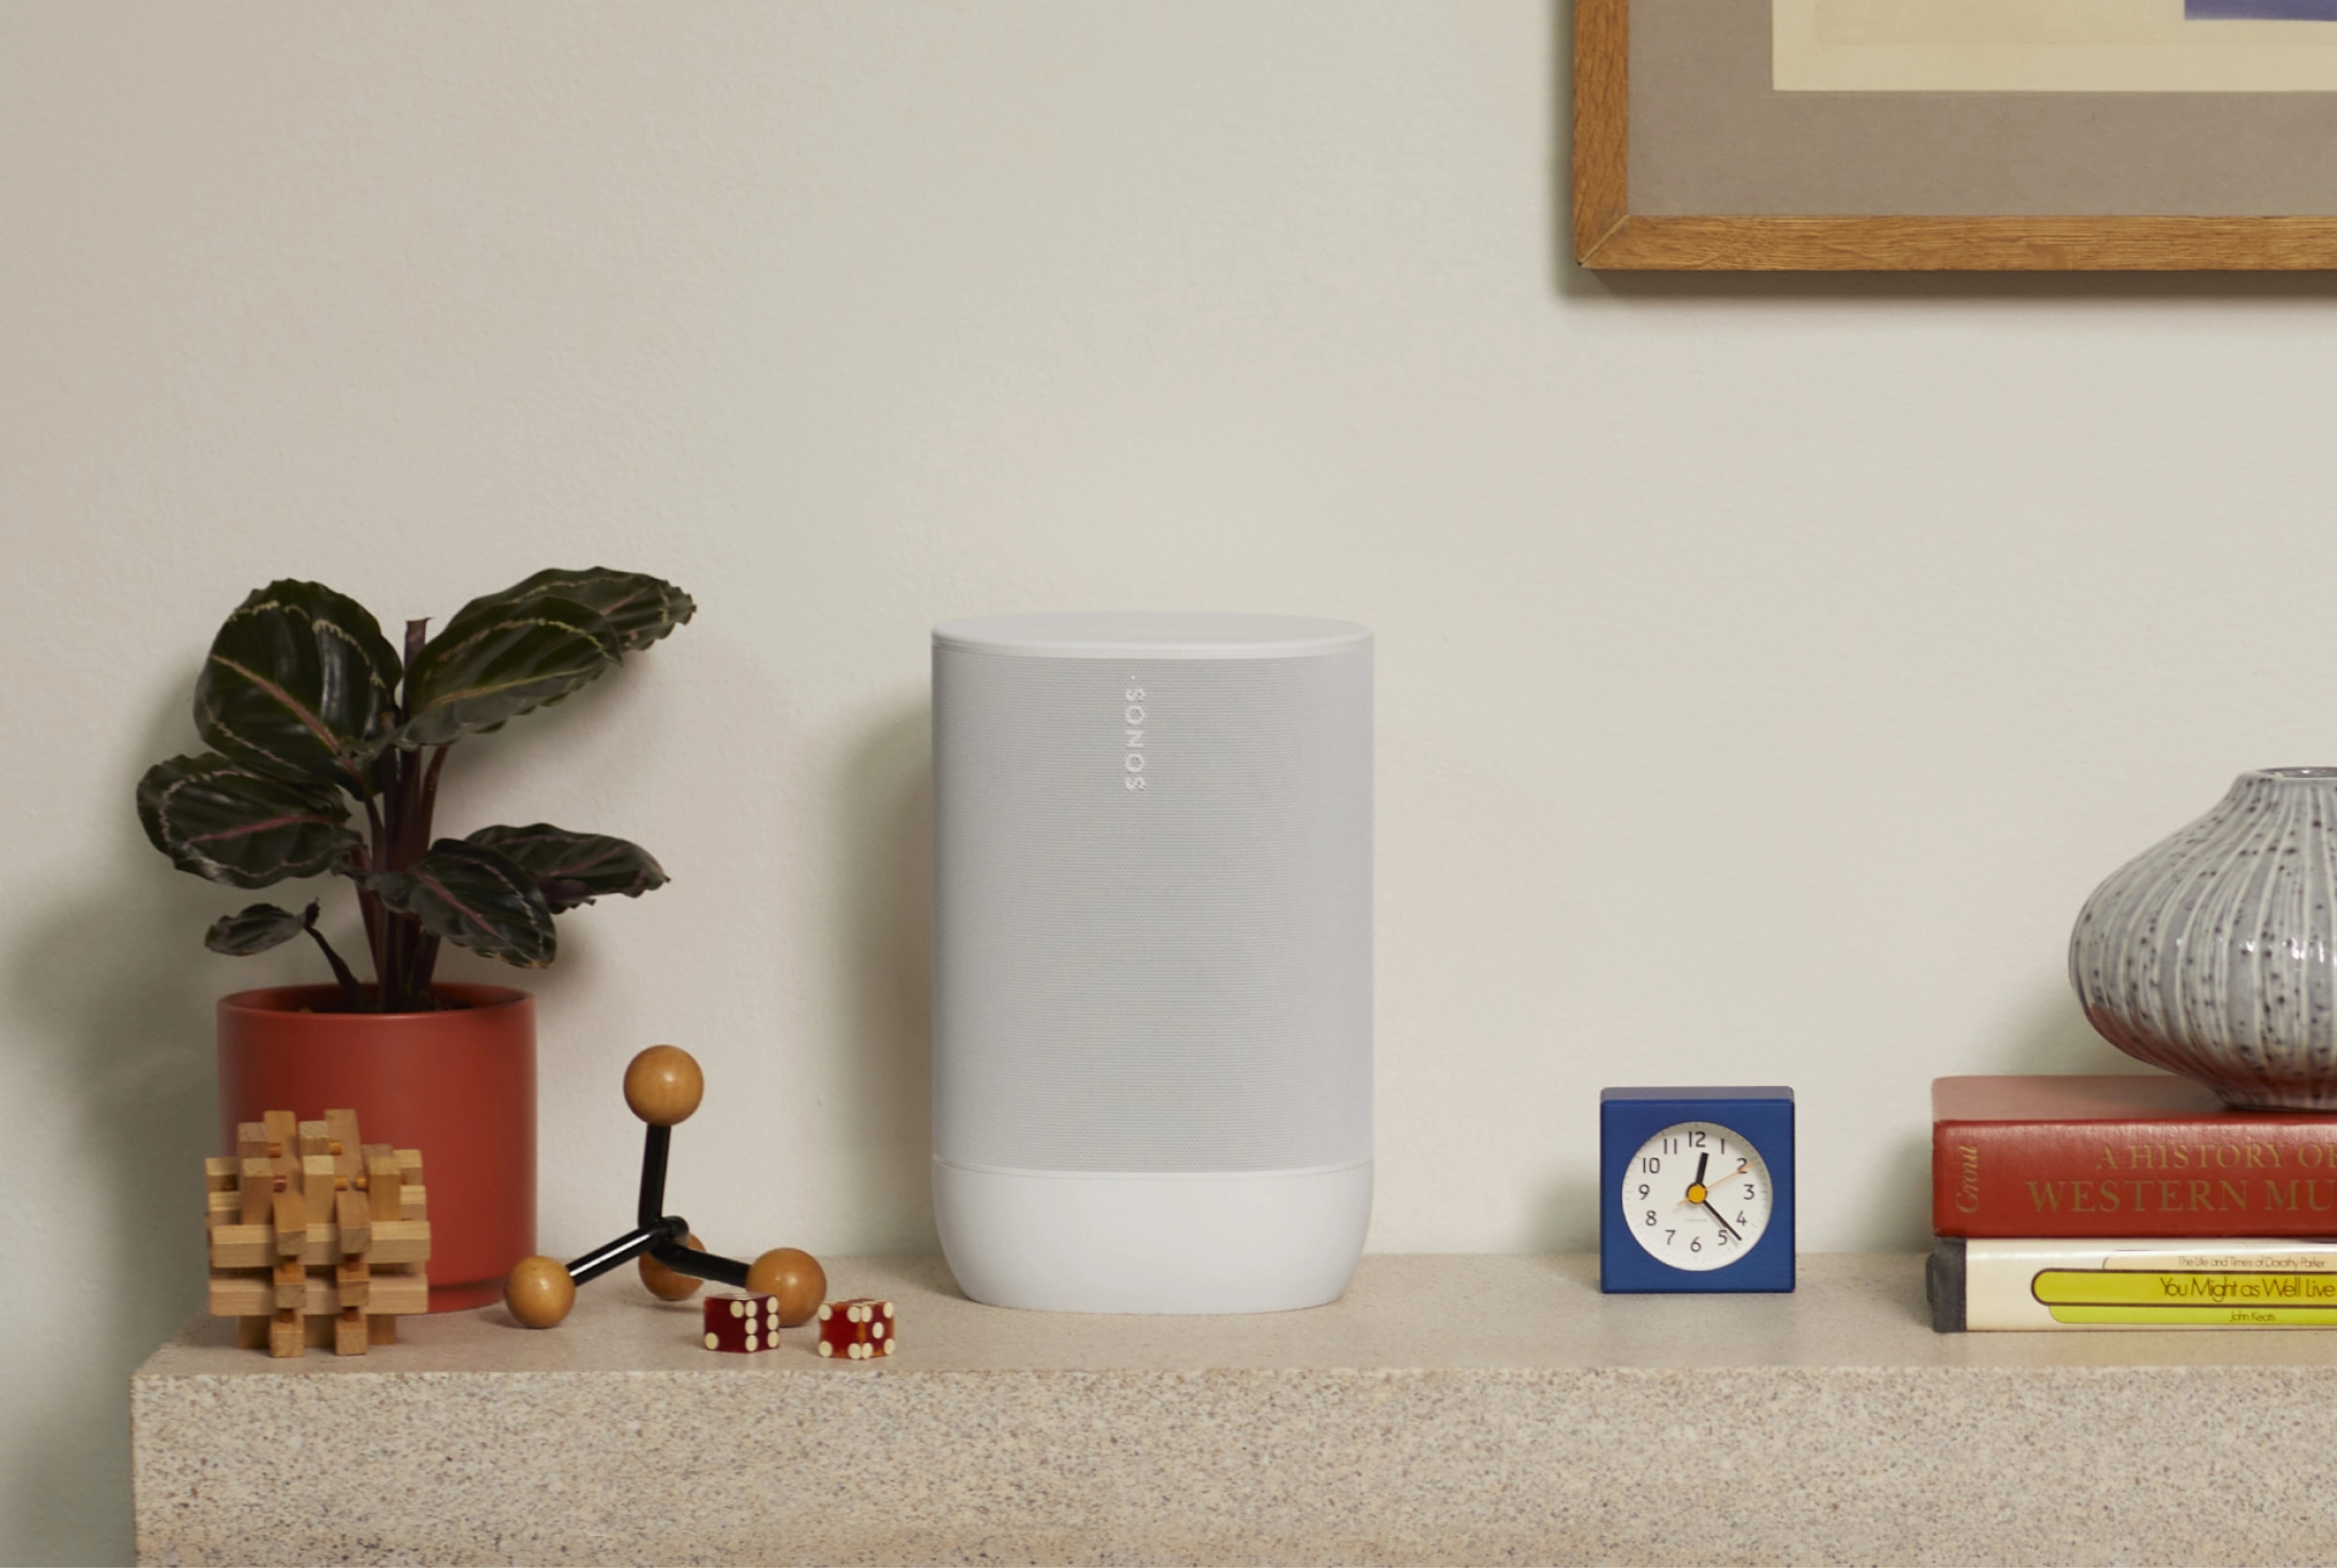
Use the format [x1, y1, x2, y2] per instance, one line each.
[1600, 1087, 1794, 1294]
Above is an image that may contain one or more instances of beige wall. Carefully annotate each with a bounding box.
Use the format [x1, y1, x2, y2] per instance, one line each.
[7, 3, 2337, 1559]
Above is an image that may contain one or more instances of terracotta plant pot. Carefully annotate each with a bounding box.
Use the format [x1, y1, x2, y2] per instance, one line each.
[217, 983, 536, 1311]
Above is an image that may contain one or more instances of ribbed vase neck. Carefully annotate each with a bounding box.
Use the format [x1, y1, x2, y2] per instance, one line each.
[2223, 768, 2337, 809]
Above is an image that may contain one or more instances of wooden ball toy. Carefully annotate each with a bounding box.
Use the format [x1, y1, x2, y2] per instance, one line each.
[746, 1247, 827, 1326]
[505, 1255, 578, 1328]
[624, 1044, 704, 1126]
[640, 1233, 707, 1301]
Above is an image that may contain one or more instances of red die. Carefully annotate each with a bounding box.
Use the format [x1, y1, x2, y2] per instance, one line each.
[702, 1292, 781, 1353]
[816, 1298, 894, 1360]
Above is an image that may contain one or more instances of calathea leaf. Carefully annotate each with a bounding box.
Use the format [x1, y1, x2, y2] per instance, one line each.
[204, 902, 313, 956]
[464, 823, 669, 912]
[366, 839, 556, 967]
[449, 568, 695, 655]
[193, 580, 401, 793]
[395, 594, 621, 748]
[137, 753, 363, 888]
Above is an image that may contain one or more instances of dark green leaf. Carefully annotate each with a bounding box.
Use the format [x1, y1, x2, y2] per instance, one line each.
[138, 753, 363, 888]
[449, 568, 694, 654]
[366, 840, 556, 967]
[204, 902, 313, 956]
[396, 594, 621, 748]
[464, 823, 669, 912]
[193, 580, 400, 793]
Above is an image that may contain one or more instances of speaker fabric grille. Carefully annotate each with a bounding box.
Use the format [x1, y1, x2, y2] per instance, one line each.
[934, 641, 1372, 1174]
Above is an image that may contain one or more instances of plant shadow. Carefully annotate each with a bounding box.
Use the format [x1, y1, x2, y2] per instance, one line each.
[2, 688, 313, 1565]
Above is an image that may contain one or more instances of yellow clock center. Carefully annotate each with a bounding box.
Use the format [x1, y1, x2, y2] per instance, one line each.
[1686, 1182, 1707, 1204]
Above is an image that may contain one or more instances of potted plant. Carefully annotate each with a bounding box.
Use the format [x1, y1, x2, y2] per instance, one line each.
[138, 569, 693, 1309]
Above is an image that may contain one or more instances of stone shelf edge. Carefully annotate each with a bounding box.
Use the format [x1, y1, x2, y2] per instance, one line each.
[133, 1254, 2337, 1566]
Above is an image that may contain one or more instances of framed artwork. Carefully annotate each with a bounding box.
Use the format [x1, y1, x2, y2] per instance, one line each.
[1574, 0, 2337, 270]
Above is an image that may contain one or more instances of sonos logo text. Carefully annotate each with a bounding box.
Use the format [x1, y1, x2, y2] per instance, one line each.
[1122, 685, 1147, 790]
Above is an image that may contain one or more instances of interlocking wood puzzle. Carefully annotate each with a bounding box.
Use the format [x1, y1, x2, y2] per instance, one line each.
[203, 1108, 431, 1357]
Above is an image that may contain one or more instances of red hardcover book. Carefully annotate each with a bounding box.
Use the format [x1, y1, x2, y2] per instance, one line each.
[1934, 1076, 2337, 1239]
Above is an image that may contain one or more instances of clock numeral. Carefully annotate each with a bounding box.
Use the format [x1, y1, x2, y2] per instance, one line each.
[1644, 1210, 1656, 1227]
[1664, 1230, 1675, 1244]
[1744, 1184, 1755, 1199]
[1641, 1157, 1661, 1174]
[1688, 1130, 1706, 1148]
[1738, 1211, 1749, 1225]
[1637, 1183, 1649, 1199]
[1716, 1229, 1730, 1246]
[1689, 1236, 1702, 1253]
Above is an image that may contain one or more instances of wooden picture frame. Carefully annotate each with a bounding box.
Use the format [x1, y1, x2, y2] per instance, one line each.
[1574, 0, 2337, 271]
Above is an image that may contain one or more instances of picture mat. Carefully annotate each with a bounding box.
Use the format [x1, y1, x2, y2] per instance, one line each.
[1778, 0, 2337, 92]
[1632, 0, 2337, 217]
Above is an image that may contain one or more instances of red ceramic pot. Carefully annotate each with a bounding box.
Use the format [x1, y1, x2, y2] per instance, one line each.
[217, 984, 536, 1312]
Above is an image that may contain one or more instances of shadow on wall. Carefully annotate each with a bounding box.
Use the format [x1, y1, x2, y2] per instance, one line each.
[4, 690, 242, 1567]
[1529, 1172, 1602, 1254]
[1989, 985, 2136, 1078]
[1848, 988, 2136, 1251]
[829, 698, 937, 1253]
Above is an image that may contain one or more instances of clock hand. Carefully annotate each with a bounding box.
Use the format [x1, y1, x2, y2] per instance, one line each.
[1677, 1151, 1710, 1207]
[1701, 1199, 1744, 1243]
[1702, 1158, 1749, 1194]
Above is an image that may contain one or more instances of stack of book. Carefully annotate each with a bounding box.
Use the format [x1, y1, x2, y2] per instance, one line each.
[1929, 1075, 2337, 1331]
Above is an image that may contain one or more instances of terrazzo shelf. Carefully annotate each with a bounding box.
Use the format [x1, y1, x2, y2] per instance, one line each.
[133, 1253, 2337, 1566]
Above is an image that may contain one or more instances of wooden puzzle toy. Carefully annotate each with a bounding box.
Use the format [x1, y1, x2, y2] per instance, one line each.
[503, 1045, 826, 1331]
[815, 1298, 895, 1360]
[203, 1107, 431, 1357]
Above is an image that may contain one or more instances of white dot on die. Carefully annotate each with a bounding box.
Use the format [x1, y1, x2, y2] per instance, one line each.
[730, 1300, 745, 1319]
[818, 1341, 833, 1357]
[817, 1305, 831, 1320]
[746, 1334, 758, 1351]
[704, 1333, 718, 1350]
[872, 1322, 885, 1339]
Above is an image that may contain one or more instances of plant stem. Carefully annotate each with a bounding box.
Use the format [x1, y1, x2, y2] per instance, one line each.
[304, 924, 365, 1012]
[412, 932, 444, 997]
[420, 745, 447, 839]
[365, 830, 391, 1010]
[397, 745, 452, 1005]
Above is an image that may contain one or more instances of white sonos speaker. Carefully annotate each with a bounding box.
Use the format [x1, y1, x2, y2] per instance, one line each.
[931, 613, 1372, 1313]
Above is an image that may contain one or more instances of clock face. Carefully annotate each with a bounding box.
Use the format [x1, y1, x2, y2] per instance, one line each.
[1619, 1121, 1774, 1272]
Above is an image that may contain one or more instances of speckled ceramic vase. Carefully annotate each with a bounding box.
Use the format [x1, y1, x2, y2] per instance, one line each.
[2072, 768, 2337, 1111]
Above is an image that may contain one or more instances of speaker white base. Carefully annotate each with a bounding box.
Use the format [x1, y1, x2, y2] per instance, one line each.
[934, 1158, 1373, 1314]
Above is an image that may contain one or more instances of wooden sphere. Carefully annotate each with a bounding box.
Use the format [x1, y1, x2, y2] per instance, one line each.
[638, 1232, 707, 1301]
[505, 1255, 577, 1329]
[623, 1045, 704, 1126]
[746, 1247, 826, 1326]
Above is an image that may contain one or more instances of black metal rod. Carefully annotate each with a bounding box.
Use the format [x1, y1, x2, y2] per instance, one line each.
[567, 1216, 687, 1286]
[637, 1124, 672, 1229]
[649, 1236, 750, 1289]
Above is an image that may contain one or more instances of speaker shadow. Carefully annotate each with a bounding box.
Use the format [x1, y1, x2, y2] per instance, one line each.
[831, 699, 939, 1258]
